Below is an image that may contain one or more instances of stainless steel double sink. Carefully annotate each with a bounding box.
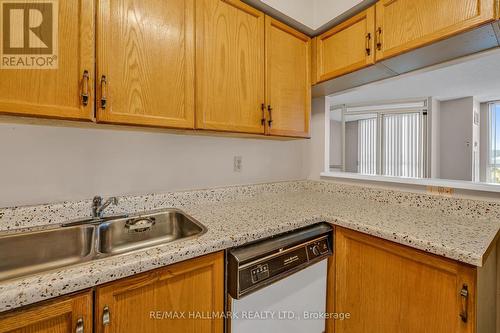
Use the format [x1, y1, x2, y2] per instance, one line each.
[0, 209, 207, 282]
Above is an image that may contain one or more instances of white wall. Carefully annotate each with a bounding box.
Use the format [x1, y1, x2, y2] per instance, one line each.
[314, 0, 363, 29]
[345, 121, 358, 173]
[304, 97, 328, 179]
[260, 0, 363, 30]
[430, 99, 441, 178]
[0, 123, 307, 208]
[329, 120, 342, 168]
[261, 0, 315, 28]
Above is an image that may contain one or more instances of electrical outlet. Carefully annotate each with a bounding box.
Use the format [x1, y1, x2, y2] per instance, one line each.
[426, 186, 454, 197]
[234, 156, 243, 172]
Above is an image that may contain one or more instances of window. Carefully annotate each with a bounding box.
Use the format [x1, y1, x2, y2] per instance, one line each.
[331, 99, 429, 178]
[488, 102, 500, 183]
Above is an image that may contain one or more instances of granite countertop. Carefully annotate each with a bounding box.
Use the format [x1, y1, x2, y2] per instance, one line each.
[0, 180, 499, 312]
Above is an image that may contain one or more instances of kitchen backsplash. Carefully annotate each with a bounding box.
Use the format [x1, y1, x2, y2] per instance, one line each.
[1, 180, 499, 232]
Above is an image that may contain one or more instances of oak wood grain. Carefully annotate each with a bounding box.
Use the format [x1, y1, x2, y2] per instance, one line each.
[315, 7, 375, 83]
[375, 0, 496, 61]
[96, 0, 195, 129]
[94, 252, 224, 333]
[265, 16, 311, 138]
[0, 291, 92, 333]
[333, 227, 476, 333]
[196, 0, 265, 134]
[0, 0, 94, 120]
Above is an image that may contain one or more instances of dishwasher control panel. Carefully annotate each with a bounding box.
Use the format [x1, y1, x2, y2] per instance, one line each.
[227, 223, 333, 299]
[307, 238, 330, 258]
[250, 264, 269, 283]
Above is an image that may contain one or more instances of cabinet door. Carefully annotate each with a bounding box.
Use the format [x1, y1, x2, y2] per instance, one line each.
[95, 252, 224, 333]
[0, 0, 94, 120]
[332, 228, 476, 333]
[265, 16, 311, 138]
[196, 0, 265, 134]
[96, 0, 195, 129]
[315, 7, 375, 83]
[375, 0, 496, 61]
[0, 291, 92, 333]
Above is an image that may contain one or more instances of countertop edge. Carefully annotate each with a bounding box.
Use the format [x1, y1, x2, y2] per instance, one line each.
[0, 213, 493, 313]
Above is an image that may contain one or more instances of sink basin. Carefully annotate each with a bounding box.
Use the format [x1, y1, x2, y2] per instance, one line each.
[0, 225, 94, 281]
[97, 209, 207, 255]
[0, 209, 206, 281]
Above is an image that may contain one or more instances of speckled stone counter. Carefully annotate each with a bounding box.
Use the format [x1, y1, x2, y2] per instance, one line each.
[0, 180, 499, 312]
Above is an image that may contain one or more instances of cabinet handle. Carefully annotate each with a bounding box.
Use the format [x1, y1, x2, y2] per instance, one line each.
[102, 306, 111, 326]
[100, 75, 108, 109]
[365, 33, 371, 56]
[459, 284, 469, 323]
[376, 27, 382, 51]
[267, 105, 273, 128]
[261, 103, 266, 126]
[81, 71, 89, 106]
[75, 318, 84, 333]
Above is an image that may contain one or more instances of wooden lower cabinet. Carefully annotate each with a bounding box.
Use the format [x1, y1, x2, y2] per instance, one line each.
[330, 227, 478, 333]
[0, 291, 92, 333]
[94, 251, 224, 333]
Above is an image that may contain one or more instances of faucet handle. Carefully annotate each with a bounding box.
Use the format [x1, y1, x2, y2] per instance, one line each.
[93, 196, 103, 205]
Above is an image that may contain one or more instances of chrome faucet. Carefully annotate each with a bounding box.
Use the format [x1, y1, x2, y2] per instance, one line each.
[92, 196, 119, 218]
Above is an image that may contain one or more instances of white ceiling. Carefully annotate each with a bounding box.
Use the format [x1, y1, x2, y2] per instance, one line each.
[328, 48, 500, 106]
[260, 0, 363, 30]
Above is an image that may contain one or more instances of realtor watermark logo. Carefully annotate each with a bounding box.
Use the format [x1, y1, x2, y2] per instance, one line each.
[0, 0, 58, 69]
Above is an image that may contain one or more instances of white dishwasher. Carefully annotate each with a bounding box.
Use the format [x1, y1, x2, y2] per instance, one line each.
[226, 223, 333, 333]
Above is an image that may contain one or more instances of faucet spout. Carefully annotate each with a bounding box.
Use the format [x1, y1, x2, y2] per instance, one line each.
[92, 196, 119, 218]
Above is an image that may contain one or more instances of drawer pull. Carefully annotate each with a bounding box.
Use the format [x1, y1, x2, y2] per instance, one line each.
[81, 71, 89, 106]
[459, 284, 468, 323]
[376, 27, 382, 51]
[261, 103, 266, 126]
[103, 305, 111, 326]
[365, 33, 371, 56]
[75, 318, 84, 333]
[267, 105, 273, 128]
[100, 75, 108, 109]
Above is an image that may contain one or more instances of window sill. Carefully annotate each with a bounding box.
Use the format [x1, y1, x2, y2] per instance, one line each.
[320, 171, 500, 193]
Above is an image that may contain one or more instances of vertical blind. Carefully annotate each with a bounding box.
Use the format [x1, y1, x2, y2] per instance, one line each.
[382, 113, 424, 178]
[358, 118, 377, 175]
[357, 112, 425, 178]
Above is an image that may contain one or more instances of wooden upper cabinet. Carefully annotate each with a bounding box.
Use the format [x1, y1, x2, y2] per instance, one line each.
[0, 0, 94, 120]
[314, 7, 375, 83]
[332, 227, 476, 333]
[0, 291, 92, 333]
[96, 0, 195, 128]
[265, 17, 311, 138]
[95, 252, 224, 333]
[196, 0, 265, 134]
[375, 0, 497, 61]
